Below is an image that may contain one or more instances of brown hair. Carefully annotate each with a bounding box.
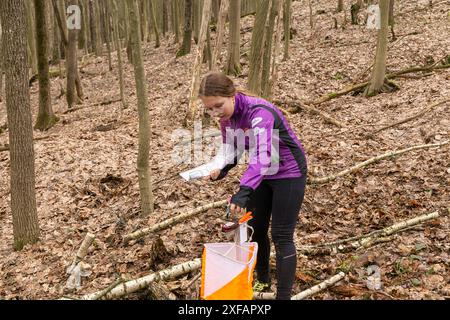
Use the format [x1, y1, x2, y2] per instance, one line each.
[199, 72, 236, 97]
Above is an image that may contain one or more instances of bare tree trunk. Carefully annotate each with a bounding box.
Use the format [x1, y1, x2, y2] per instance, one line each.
[124, 1, 133, 62]
[0, 24, 3, 103]
[89, 0, 101, 55]
[25, 0, 38, 75]
[163, 0, 169, 37]
[177, 0, 193, 57]
[192, 0, 201, 43]
[187, 0, 212, 122]
[34, 0, 59, 131]
[389, 0, 396, 41]
[67, 0, 81, 109]
[149, 0, 161, 48]
[81, 0, 90, 55]
[226, 0, 241, 76]
[100, 0, 113, 71]
[172, 0, 180, 43]
[94, 0, 103, 54]
[283, 0, 292, 61]
[126, 0, 155, 216]
[212, 0, 229, 72]
[269, 0, 284, 99]
[364, 0, 390, 97]
[308, 0, 315, 29]
[0, 0, 40, 251]
[248, 0, 271, 95]
[141, 0, 149, 42]
[261, 0, 278, 98]
[111, 0, 127, 109]
[337, 0, 344, 12]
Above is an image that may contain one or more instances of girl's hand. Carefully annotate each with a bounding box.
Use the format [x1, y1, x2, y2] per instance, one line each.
[229, 203, 247, 217]
[207, 169, 221, 181]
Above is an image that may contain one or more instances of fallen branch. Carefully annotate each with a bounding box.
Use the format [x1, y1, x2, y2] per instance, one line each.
[67, 232, 95, 272]
[304, 63, 450, 106]
[298, 211, 440, 255]
[80, 259, 201, 300]
[308, 141, 449, 184]
[369, 97, 450, 136]
[181, 272, 202, 290]
[254, 272, 346, 300]
[275, 99, 345, 128]
[123, 200, 228, 244]
[89, 278, 125, 301]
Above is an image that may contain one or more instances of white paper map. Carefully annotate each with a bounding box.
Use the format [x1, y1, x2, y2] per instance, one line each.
[179, 162, 218, 181]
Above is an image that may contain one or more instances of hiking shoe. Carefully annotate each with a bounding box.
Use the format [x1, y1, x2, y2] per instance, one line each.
[253, 280, 270, 292]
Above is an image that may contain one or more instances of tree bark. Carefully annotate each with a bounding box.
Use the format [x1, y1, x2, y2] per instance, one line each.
[337, 0, 344, 12]
[34, 0, 59, 131]
[101, 0, 113, 71]
[0, 0, 40, 250]
[149, 0, 161, 48]
[212, 0, 229, 72]
[248, 0, 271, 95]
[127, 0, 155, 217]
[80, 259, 201, 300]
[364, 0, 390, 96]
[283, 0, 292, 61]
[186, 0, 212, 122]
[254, 272, 346, 300]
[192, 0, 201, 43]
[67, 0, 80, 109]
[123, 200, 227, 243]
[226, 0, 241, 76]
[177, 0, 193, 57]
[25, 0, 39, 76]
[172, 0, 180, 43]
[111, 0, 127, 109]
[0, 21, 4, 103]
[261, 0, 279, 98]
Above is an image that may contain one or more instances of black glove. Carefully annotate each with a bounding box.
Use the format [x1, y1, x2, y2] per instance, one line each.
[230, 186, 254, 209]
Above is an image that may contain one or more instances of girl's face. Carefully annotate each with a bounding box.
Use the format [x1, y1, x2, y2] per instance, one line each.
[200, 96, 235, 120]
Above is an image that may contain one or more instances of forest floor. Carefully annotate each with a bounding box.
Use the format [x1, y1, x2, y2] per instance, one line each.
[0, 1, 449, 300]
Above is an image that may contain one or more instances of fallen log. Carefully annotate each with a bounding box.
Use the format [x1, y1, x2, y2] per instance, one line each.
[298, 211, 440, 255]
[80, 258, 201, 300]
[123, 200, 228, 244]
[90, 278, 125, 301]
[309, 140, 449, 184]
[254, 272, 346, 300]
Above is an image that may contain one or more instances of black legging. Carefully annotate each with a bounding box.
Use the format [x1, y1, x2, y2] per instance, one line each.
[247, 175, 307, 300]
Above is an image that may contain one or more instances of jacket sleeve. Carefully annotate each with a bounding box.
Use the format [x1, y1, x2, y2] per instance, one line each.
[231, 109, 277, 208]
[208, 120, 244, 181]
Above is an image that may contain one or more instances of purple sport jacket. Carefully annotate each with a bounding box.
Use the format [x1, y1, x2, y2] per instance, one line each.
[219, 93, 308, 208]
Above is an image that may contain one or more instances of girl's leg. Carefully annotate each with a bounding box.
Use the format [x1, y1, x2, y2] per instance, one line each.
[247, 180, 272, 284]
[269, 175, 307, 299]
